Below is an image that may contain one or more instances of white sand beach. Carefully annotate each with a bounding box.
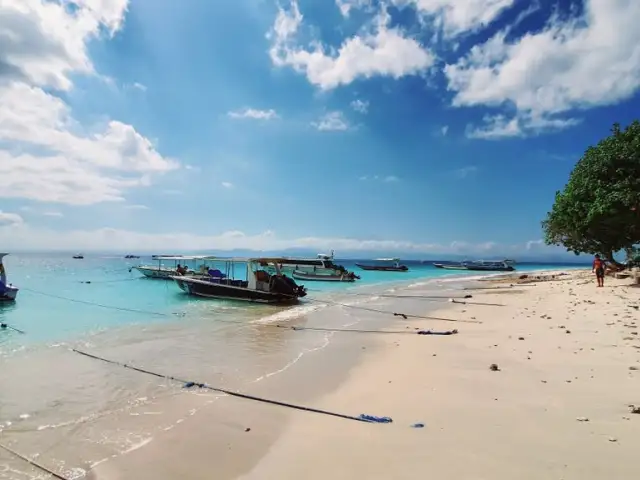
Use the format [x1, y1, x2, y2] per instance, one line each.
[85, 270, 640, 480]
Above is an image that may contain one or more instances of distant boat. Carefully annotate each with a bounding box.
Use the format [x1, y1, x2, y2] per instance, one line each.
[0, 253, 19, 301]
[433, 260, 515, 272]
[72, 254, 84, 259]
[124, 255, 140, 259]
[355, 258, 409, 272]
[291, 270, 359, 282]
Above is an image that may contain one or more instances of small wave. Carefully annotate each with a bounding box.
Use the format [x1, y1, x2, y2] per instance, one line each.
[122, 436, 153, 454]
[254, 303, 326, 324]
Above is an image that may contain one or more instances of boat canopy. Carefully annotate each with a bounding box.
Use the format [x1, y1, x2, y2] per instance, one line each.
[374, 258, 400, 262]
[0, 253, 8, 262]
[153, 255, 209, 261]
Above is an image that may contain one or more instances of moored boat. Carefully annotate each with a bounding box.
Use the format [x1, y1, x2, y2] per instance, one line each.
[433, 260, 515, 272]
[72, 254, 84, 259]
[132, 255, 210, 279]
[265, 251, 352, 276]
[124, 254, 140, 259]
[0, 253, 19, 301]
[355, 258, 409, 272]
[172, 257, 307, 304]
[291, 269, 359, 282]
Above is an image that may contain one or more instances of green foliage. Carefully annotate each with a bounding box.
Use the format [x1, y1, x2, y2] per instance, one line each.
[542, 121, 640, 262]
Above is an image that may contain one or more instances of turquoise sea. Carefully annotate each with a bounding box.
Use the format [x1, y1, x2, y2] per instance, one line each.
[0, 253, 587, 479]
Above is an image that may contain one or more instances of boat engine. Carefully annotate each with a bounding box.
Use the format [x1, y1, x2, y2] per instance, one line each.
[270, 275, 307, 297]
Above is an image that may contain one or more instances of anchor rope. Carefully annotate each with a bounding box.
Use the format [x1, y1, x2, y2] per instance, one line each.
[71, 349, 383, 424]
[0, 443, 70, 480]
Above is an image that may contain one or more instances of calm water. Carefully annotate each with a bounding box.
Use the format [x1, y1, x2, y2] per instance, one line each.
[0, 253, 586, 478]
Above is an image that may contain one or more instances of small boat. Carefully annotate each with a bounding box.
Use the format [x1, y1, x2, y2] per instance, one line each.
[433, 263, 467, 270]
[433, 260, 515, 272]
[0, 253, 19, 301]
[291, 269, 359, 282]
[172, 257, 307, 304]
[265, 251, 351, 276]
[124, 255, 140, 259]
[355, 258, 409, 272]
[72, 254, 84, 259]
[132, 255, 209, 279]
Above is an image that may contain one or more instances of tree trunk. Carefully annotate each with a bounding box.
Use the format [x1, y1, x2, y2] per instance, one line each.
[604, 251, 624, 269]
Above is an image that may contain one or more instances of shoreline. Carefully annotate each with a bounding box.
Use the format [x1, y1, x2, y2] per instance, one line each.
[1, 266, 593, 478]
[240, 269, 639, 480]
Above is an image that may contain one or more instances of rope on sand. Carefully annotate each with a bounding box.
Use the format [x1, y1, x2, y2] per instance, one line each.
[304, 298, 483, 324]
[277, 325, 459, 336]
[305, 290, 504, 307]
[0, 443, 70, 480]
[71, 349, 390, 424]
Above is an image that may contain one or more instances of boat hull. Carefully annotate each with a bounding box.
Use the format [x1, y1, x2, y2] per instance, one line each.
[464, 265, 515, 272]
[172, 277, 304, 304]
[291, 271, 355, 282]
[0, 286, 18, 301]
[133, 266, 197, 279]
[355, 264, 408, 272]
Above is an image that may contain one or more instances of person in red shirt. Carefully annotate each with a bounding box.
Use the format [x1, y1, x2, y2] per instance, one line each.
[592, 254, 606, 287]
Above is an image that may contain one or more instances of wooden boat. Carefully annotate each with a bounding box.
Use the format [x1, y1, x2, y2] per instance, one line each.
[355, 258, 409, 272]
[172, 257, 307, 304]
[433, 263, 467, 270]
[433, 260, 515, 272]
[265, 251, 352, 276]
[291, 269, 358, 282]
[0, 253, 19, 301]
[132, 255, 210, 279]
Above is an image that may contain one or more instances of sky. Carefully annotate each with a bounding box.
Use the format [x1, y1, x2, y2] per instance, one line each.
[0, 0, 639, 259]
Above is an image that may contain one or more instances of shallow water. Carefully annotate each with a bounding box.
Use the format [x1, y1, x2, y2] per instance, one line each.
[0, 253, 585, 478]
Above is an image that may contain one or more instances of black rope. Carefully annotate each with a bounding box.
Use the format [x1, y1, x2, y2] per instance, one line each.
[303, 298, 482, 324]
[0, 443, 69, 480]
[306, 290, 503, 306]
[20, 288, 185, 318]
[278, 325, 459, 335]
[0, 323, 25, 334]
[71, 349, 382, 424]
[78, 277, 139, 284]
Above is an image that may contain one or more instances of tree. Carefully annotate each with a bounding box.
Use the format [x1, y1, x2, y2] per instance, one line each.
[542, 121, 640, 266]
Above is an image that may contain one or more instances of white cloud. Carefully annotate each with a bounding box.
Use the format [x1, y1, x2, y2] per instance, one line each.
[0, 211, 23, 226]
[350, 99, 369, 113]
[42, 211, 64, 217]
[446, 0, 640, 137]
[124, 204, 149, 210]
[132, 82, 147, 91]
[227, 108, 279, 120]
[0, 0, 178, 206]
[0, 222, 562, 257]
[466, 113, 582, 139]
[391, 0, 515, 38]
[312, 111, 350, 131]
[359, 174, 400, 182]
[221, 182, 234, 188]
[268, 1, 435, 90]
[335, 0, 372, 17]
[440, 125, 449, 136]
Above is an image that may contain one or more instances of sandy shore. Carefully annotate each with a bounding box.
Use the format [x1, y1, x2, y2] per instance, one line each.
[240, 270, 640, 480]
[27, 269, 635, 479]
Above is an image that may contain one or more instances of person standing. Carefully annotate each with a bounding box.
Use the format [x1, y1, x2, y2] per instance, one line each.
[592, 254, 606, 287]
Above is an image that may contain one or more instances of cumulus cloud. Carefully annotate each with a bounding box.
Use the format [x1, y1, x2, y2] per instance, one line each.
[0, 211, 23, 226]
[227, 108, 279, 120]
[350, 99, 369, 113]
[446, 0, 640, 138]
[268, 1, 435, 90]
[0, 0, 178, 206]
[312, 111, 350, 131]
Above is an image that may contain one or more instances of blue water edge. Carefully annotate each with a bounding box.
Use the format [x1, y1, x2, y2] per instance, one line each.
[0, 253, 587, 349]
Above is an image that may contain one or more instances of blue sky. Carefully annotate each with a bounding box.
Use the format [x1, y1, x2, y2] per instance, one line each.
[0, 0, 639, 258]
